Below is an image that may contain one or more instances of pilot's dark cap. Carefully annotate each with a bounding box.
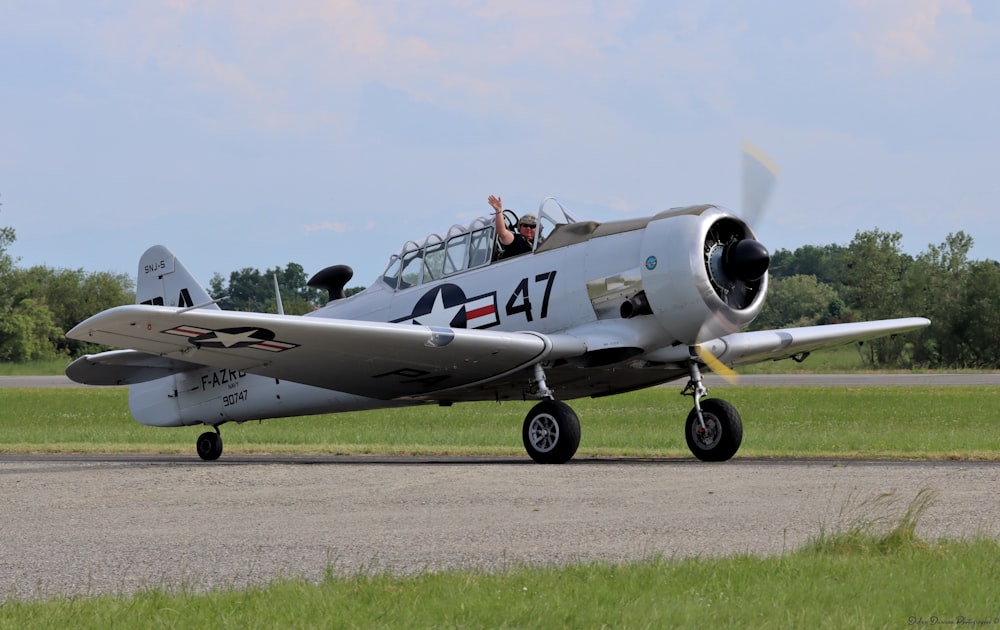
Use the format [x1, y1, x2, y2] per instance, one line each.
[518, 213, 537, 227]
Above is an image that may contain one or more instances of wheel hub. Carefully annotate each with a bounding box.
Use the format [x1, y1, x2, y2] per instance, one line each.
[691, 415, 721, 449]
[528, 414, 560, 453]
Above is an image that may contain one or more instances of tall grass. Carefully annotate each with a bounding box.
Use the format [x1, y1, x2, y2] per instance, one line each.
[803, 488, 938, 555]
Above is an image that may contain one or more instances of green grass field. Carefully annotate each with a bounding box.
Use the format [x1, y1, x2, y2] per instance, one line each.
[3, 384, 999, 460]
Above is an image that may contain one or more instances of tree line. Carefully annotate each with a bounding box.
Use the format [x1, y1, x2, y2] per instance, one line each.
[755, 229, 1000, 368]
[2, 210, 998, 367]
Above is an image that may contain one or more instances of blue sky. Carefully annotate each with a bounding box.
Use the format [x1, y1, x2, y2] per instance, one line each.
[2, 1, 998, 289]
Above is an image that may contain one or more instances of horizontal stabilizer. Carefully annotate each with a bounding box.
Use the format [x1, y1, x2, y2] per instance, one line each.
[66, 349, 204, 386]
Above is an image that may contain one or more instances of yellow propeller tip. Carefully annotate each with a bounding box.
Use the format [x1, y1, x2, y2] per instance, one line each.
[741, 140, 781, 179]
[694, 346, 740, 384]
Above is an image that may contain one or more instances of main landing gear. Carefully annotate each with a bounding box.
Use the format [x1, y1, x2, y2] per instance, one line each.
[681, 359, 743, 462]
[520, 359, 743, 464]
[522, 364, 581, 464]
[196, 427, 223, 461]
[523, 399, 581, 464]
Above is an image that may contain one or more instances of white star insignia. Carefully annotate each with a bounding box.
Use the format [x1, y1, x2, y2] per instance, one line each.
[203, 329, 262, 347]
[412, 290, 463, 326]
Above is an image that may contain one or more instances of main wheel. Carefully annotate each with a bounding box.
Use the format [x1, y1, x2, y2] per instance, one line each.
[522, 400, 581, 464]
[196, 430, 223, 461]
[685, 398, 743, 462]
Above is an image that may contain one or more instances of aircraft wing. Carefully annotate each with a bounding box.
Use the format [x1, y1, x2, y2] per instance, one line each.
[66, 305, 586, 399]
[646, 317, 930, 368]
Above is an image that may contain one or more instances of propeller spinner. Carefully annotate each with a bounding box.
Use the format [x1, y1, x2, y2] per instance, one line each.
[704, 142, 778, 311]
[704, 218, 769, 310]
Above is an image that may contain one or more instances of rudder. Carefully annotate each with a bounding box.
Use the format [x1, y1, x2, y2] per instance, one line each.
[136, 245, 217, 309]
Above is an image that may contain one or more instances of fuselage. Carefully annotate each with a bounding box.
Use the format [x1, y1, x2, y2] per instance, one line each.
[129, 203, 768, 428]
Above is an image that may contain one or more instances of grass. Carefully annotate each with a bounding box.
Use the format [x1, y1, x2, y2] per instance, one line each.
[3, 492, 999, 628]
[0, 358, 73, 376]
[3, 385, 1000, 460]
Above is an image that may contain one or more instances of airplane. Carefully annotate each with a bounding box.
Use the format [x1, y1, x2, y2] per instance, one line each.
[65, 160, 929, 464]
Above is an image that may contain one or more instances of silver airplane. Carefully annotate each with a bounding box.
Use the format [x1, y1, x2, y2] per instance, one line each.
[66, 162, 929, 463]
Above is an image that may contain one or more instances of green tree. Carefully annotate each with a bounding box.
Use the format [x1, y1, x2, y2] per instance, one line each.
[901, 232, 974, 367]
[751, 274, 844, 330]
[768, 244, 847, 286]
[0, 297, 62, 361]
[0, 198, 136, 360]
[268, 263, 326, 314]
[955, 260, 1000, 367]
[0, 210, 60, 360]
[840, 229, 913, 366]
[210, 264, 327, 314]
[14, 266, 135, 356]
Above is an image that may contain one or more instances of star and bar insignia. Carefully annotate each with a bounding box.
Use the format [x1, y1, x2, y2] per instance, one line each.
[163, 325, 299, 352]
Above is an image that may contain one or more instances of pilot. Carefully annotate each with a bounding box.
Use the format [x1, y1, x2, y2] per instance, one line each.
[489, 194, 537, 259]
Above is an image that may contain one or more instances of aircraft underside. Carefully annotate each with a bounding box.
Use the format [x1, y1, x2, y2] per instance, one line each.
[134, 358, 737, 465]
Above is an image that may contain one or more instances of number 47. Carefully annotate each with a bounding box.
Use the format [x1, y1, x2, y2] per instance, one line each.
[505, 271, 557, 322]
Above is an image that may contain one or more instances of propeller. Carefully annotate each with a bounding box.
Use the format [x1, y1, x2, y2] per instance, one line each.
[740, 140, 781, 227]
[694, 141, 781, 383]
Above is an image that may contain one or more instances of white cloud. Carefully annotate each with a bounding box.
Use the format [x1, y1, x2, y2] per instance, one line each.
[848, 0, 973, 70]
[304, 220, 351, 234]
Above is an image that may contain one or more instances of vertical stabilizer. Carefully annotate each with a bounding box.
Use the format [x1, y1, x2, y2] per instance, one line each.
[136, 245, 217, 309]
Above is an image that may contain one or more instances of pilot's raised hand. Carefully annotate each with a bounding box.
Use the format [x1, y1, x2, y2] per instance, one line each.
[489, 195, 514, 245]
[488, 195, 503, 214]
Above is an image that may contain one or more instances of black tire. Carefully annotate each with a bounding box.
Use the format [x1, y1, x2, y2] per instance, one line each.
[196, 431, 223, 461]
[522, 400, 581, 464]
[685, 398, 743, 462]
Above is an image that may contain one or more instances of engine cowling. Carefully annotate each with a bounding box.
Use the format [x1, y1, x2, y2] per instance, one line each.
[639, 205, 769, 344]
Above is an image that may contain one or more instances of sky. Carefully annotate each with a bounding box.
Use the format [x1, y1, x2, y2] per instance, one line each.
[2, 1, 999, 290]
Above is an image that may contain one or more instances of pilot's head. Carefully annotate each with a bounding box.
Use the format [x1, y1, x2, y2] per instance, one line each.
[517, 213, 538, 240]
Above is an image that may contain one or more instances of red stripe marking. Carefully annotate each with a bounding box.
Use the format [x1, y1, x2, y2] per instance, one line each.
[172, 327, 206, 336]
[466, 305, 495, 320]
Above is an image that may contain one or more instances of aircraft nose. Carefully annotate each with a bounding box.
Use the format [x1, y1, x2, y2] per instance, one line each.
[724, 239, 770, 282]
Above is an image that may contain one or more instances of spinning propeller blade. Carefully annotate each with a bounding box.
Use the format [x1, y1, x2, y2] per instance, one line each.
[694, 345, 740, 385]
[741, 140, 780, 228]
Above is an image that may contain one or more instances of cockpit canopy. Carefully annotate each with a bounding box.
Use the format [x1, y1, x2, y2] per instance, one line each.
[380, 198, 578, 290]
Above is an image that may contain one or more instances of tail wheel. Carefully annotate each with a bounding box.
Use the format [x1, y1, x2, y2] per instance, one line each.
[522, 400, 581, 464]
[685, 398, 742, 462]
[196, 430, 223, 461]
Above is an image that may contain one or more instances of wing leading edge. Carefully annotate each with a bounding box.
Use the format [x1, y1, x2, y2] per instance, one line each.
[66, 305, 587, 399]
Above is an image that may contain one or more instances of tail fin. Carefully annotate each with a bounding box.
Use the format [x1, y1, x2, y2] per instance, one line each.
[136, 245, 218, 309]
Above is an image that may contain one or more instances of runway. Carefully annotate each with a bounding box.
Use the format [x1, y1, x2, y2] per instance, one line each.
[2, 454, 998, 600]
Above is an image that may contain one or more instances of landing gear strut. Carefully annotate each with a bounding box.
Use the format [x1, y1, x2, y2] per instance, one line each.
[682, 359, 743, 461]
[196, 427, 223, 461]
